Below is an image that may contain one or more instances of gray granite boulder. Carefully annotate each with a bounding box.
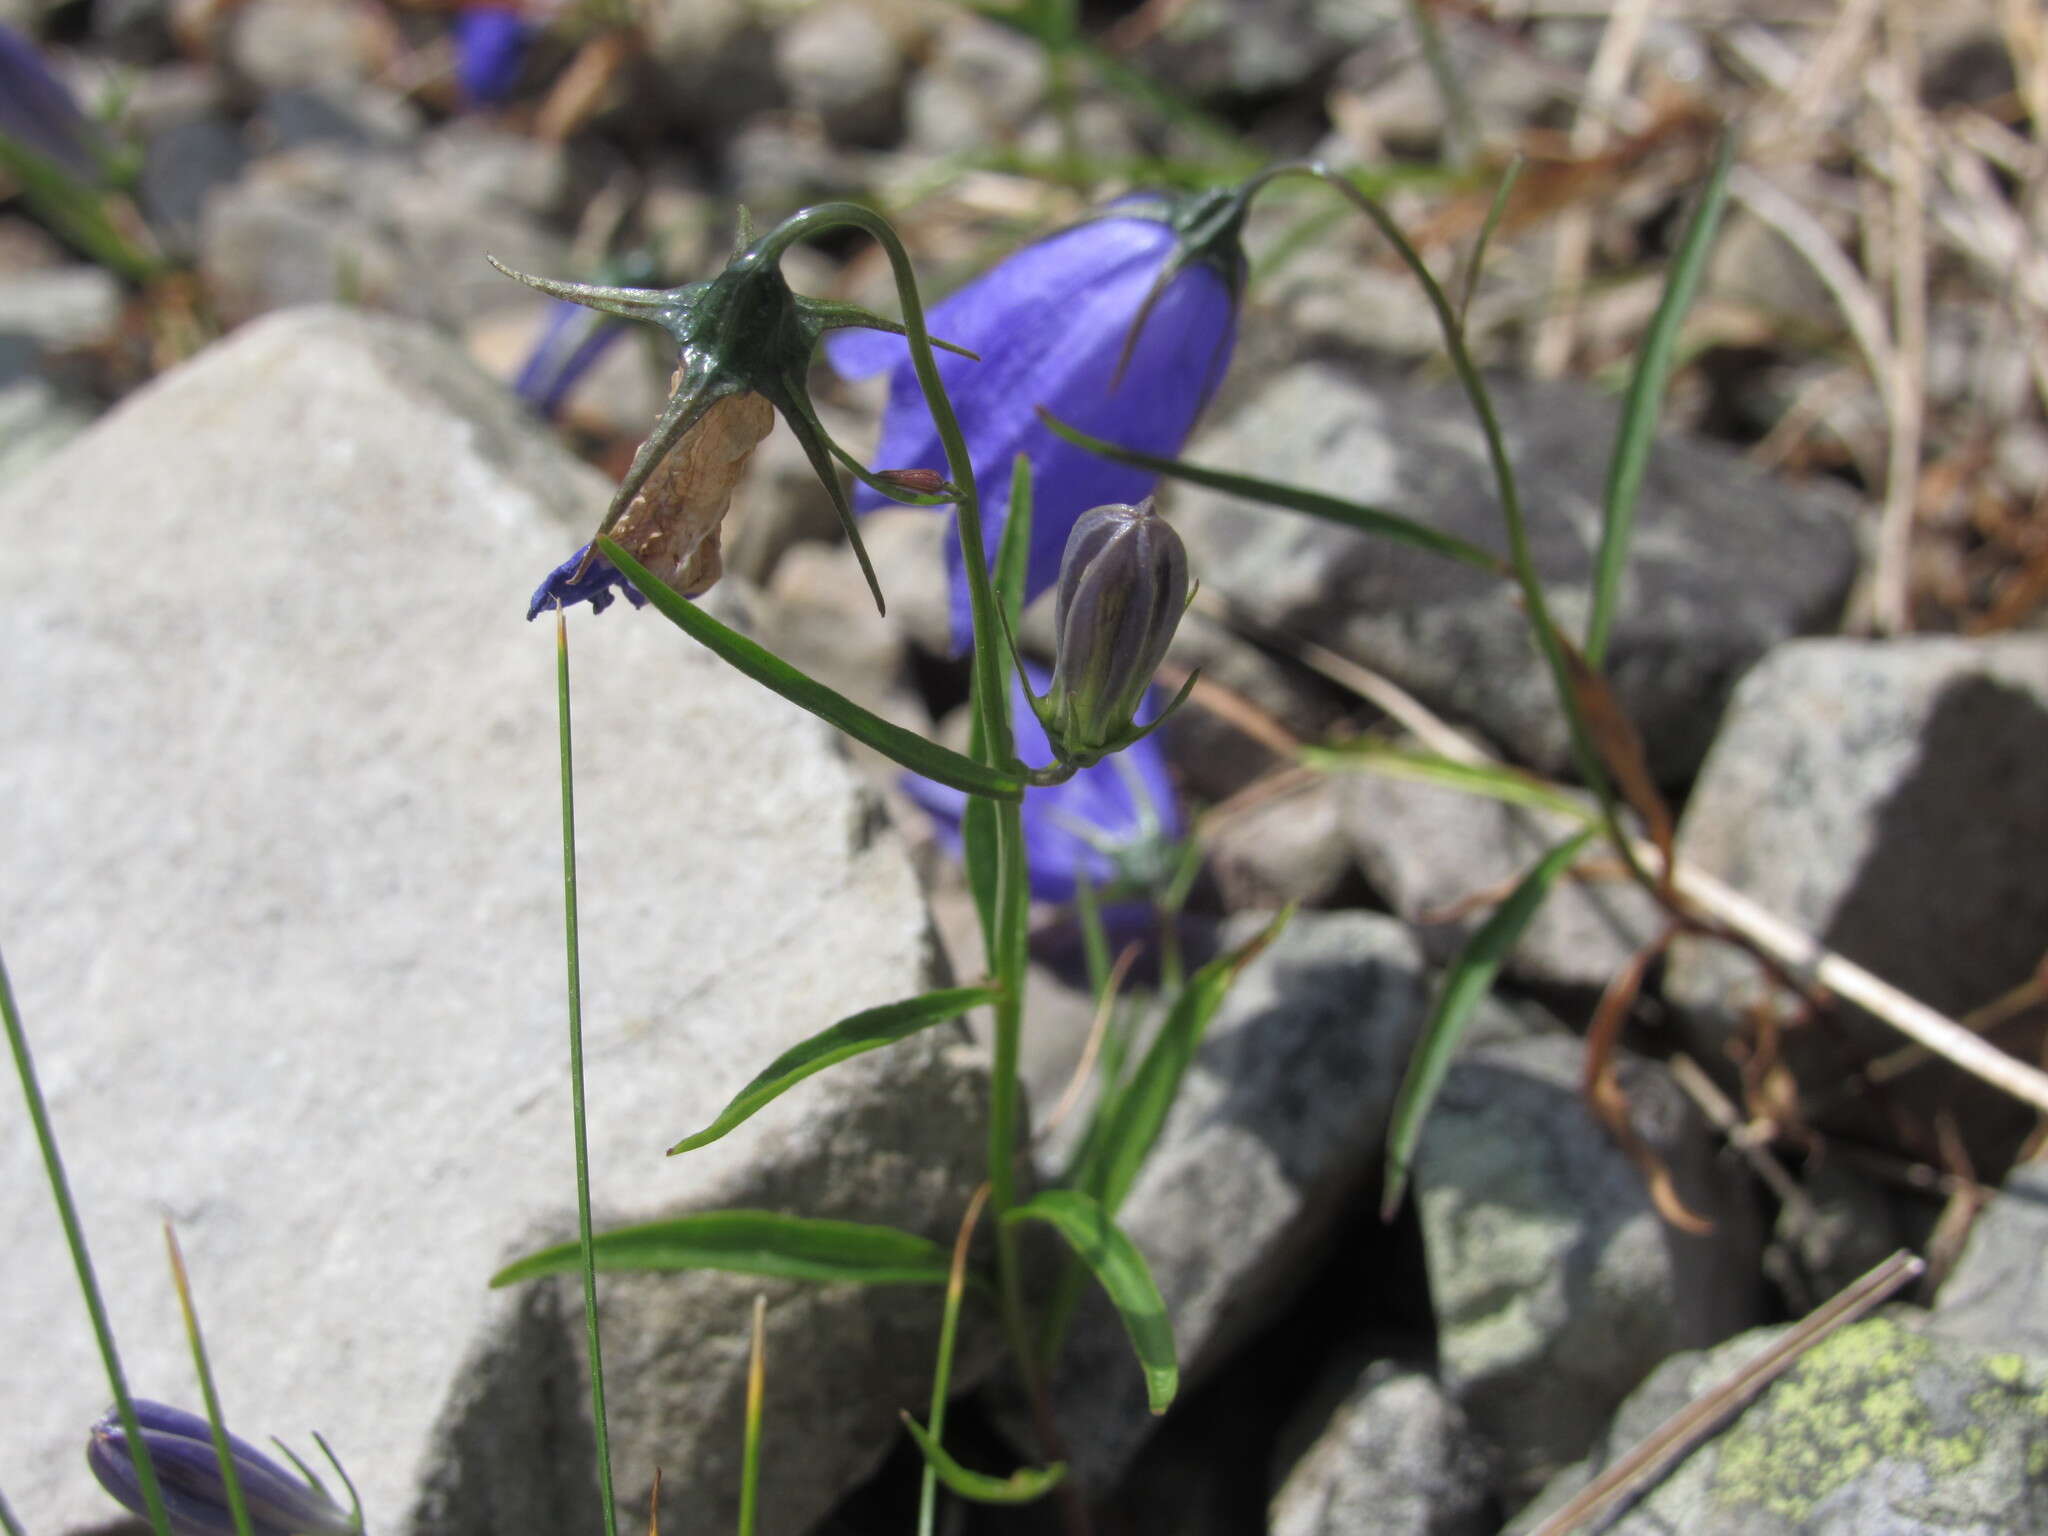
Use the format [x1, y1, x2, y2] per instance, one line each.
[1415, 1029, 1765, 1504]
[0, 307, 989, 1536]
[1663, 636, 2048, 1166]
[1041, 911, 1434, 1490]
[1519, 1316, 2048, 1535]
[1270, 1363, 1495, 1536]
[1930, 1159, 2048, 1359]
[1171, 358, 1860, 782]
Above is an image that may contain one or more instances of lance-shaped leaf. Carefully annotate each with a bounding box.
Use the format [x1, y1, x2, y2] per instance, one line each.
[899, 1415, 1064, 1505]
[1039, 408, 1507, 574]
[491, 1212, 955, 1289]
[603, 537, 1024, 801]
[1381, 827, 1596, 1219]
[1004, 1190, 1176, 1414]
[668, 985, 999, 1153]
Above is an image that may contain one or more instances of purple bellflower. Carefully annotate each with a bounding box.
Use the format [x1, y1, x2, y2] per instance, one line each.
[87, 1400, 359, 1536]
[0, 23, 102, 179]
[512, 299, 631, 422]
[452, 6, 535, 107]
[827, 189, 1245, 649]
[903, 664, 1182, 905]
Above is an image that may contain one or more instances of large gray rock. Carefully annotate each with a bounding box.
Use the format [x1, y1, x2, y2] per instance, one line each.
[1172, 359, 1860, 782]
[1337, 763, 1662, 993]
[1415, 1029, 1764, 1504]
[1519, 1316, 2048, 1535]
[1270, 1363, 1495, 1536]
[1664, 637, 2048, 1165]
[1042, 911, 1433, 1489]
[0, 308, 989, 1536]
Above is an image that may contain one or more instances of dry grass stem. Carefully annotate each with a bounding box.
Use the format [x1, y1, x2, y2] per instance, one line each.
[1525, 1249, 1926, 1536]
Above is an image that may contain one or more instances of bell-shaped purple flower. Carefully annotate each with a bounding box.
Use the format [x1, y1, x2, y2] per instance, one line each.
[903, 664, 1182, 905]
[87, 1400, 359, 1536]
[828, 195, 1241, 650]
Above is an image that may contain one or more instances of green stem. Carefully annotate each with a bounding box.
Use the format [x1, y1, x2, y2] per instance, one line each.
[1260, 164, 1650, 888]
[556, 614, 620, 1536]
[0, 943, 174, 1536]
[0, 1483, 25, 1536]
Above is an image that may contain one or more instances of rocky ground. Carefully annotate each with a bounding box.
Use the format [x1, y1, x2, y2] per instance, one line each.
[3, 2, 2046, 1535]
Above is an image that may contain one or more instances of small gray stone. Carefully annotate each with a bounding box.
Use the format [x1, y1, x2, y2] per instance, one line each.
[1172, 359, 1860, 782]
[1417, 1030, 1764, 1504]
[0, 307, 989, 1536]
[903, 13, 1046, 156]
[1663, 636, 2048, 1166]
[0, 264, 121, 351]
[1130, 0, 1393, 100]
[1338, 764, 1662, 993]
[1207, 773, 1356, 912]
[1044, 911, 1434, 1489]
[1271, 1363, 1495, 1536]
[1930, 1160, 2048, 1359]
[1519, 1316, 2048, 1535]
[774, 0, 911, 146]
[227, 0, 393, 92]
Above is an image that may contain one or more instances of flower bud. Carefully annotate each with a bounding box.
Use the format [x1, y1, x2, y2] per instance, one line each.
[1043, 499, 1188, 764]
[87, 1400, 359, 1536]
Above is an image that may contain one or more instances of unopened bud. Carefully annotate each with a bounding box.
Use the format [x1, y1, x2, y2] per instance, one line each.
[1043, 499, 1188, 764]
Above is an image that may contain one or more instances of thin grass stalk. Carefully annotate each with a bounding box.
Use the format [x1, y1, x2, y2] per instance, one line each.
[916, 1185, 992, 1536]
[0, 1484, 24, 1536]
[163, 1224, 256, 1536]
[0, 943, 175, 1536]
[1280, 163, 1652, 888]
[556, 612, 620, 1536]
[738, 1295, 767, 1536]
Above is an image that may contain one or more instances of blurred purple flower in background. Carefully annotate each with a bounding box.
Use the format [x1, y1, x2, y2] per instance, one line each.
[903, 664, 1182, 904]
[452, 5, 535, 107]
[87, 1400, 358, 1536]
[828, 196, 1242, 648]
[0, 22, 102, 179]
[512, 298, 630, 422]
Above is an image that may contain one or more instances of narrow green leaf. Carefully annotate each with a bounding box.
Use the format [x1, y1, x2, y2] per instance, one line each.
[491, 1212, 953, 1289]
[1005, 1190, 1177, 1414]
[1038, 410, 1507, 575]
[961, 454, 1037, 961]
[668, 985, 999, 1153]
[1586, 132, 1737, 669]
[900, 1414, 1064, 1505]
[996, 453, 1033, 642]
[1457, 154, 1525, 329]
[1081, 912, 1288, 1216]
[601, 538, 1024, 802]
[1381, 828, 1596, 1219]
[1301, 739, 1597, 824]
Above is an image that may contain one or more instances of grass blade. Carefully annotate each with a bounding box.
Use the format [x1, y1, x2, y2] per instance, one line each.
[962, 454, 1037, 959]
[1585, 132, 1736, 669]
[491, 1211, 957, 1289]
[162, 1224, 256, 1536]
[1038, 410, 1508, 575]
[0, 943, 175, 1536]
[555, 614, 621, 1536]
[901, 1413, 1064, 1505]
[1457, 154, 1525, 329]
[1078, 912, 1288, 1216]
[1004, 1190, 1176, 1414]
[916, 1185, 991, 1536]
[0, 1484, 24, 1536]
[667, 985, 999, 1154]
[1302, 738, 1598, 823]
[601, 538, 1024, 801]
[1381, 827, 1596, 1219]
[737, 1296, 766, 1536]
